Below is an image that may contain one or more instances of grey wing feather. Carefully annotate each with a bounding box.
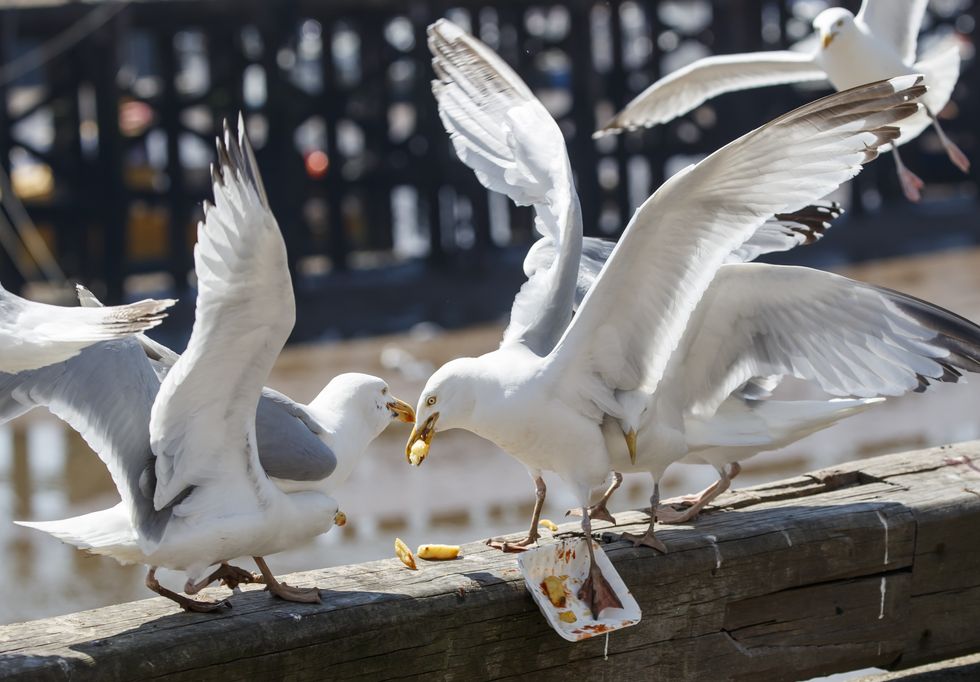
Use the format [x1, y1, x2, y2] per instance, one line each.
[79, 287, 333, 481]
[80, 283, 334, 483]
[76, 284, 181, 367]
[0, 340, 177, 542]
[576, 238, 616, 308]
[256, 389, 337, 481]
[553, 203, 843, 310]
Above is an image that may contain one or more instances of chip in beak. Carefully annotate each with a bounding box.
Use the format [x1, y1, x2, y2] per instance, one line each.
[406, 413, 438, 466]
[387, 397, 416, 423]
[334, 511, 347, 527]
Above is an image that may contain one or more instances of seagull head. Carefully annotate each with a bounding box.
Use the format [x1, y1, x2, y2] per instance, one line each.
[405, 358, 480, 467]
[309, 373, 415, 437]
[813, 8, 855, 50]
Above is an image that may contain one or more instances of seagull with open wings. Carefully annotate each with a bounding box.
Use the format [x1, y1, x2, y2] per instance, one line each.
[596, 0, 969, 202]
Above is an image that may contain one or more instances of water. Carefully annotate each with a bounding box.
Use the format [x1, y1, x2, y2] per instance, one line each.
[3, 248, 980, 626]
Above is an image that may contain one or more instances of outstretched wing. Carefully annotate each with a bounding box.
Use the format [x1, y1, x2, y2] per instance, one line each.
[79, 286, 337, 483]
[595, 51, 827, 137]
[726, 202, 842, 263]
[76, 284, 181, 366]
[429, 19, 581, 356]
[549, 76, 924, 418]
[0, 286, 173, 373]
[0, 340, 175, 541]
[858, 0, 929, 64]
[528, 202, 845, 308]
[150, 119, 293, 513]
[666, 263, 980, 417]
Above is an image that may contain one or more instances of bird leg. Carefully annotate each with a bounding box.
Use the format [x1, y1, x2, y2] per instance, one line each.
[565, 472, 622, 525]
[184, 562, 264, 595]
[656, 463, 741, 524]
[145, 567, 231, 613]
[620, 481, 668, 553]
[893, 146, 924, 202]
[252, 556, 321, 604]
[576, 509, 624, 620]
[487, 475, 545, 552]
[928, 107, 970, 173]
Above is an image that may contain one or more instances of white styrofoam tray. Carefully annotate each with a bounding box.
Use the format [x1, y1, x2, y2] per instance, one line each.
[517, 537, 641, 641]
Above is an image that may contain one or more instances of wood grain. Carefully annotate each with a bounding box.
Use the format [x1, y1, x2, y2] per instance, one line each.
[3, 442, 980, 681]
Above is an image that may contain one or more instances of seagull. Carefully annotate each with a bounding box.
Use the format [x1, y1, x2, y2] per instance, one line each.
[574, 263, 980, 545]
[596, 0, 969, 202]
[0, 282, 173, 373]
[408, 19, 923, 618]
[72, 284, 415, 496]
[13, 119, 415, 612]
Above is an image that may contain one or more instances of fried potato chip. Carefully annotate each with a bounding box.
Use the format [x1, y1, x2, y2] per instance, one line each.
[394, 537, 417, 570]
[417, 544, 460, 560]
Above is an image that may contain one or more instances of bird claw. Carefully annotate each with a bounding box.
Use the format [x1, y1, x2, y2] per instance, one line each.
[620, 530, 668, 553]
[946, 141, 971, 173]
[180, 596, 232, 613]
[265, 581, 321, 604]
[654, 504, 701, 525]
[485, 535, 538, 553]
[658, 494, 699, 507]
[565, 504, 617, 525]
[577, 564, 623, 620]
[897, 165, 924, 202]
[217, 565, 264, 590]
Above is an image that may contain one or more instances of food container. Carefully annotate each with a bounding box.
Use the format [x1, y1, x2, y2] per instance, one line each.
[517, 537, 641, 641]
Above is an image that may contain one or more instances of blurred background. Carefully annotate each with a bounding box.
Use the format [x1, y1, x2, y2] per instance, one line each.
[0, 0, 978, 629]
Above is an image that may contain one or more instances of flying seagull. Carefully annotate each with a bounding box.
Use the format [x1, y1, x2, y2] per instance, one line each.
[408, 19, 923, 618]
[0, 282, 173, 373]
[13, 120, 415, 612]
[596, 0, 969, 202]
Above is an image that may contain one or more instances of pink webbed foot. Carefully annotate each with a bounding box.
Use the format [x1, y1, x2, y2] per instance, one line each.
[565, 503, 616, 525]
[654, 504, 702, 525]
[577, 562, 624, 620]
[945, 140, 971, 174]
[897, 164, 924, 202]
[486, 534, 539, 553]
[620, 528, 668, 553]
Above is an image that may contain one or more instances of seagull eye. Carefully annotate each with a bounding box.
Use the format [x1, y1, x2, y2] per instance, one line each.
[836, 19, 843, 27]
[426, 396, 437, 407]
[382, 387, 388, 395]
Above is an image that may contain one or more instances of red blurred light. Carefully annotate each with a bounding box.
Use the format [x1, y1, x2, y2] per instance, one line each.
[305, 150, 329, 179]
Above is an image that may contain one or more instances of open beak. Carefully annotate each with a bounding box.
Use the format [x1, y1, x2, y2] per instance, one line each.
[821, 31, 834, 49]
[406, 413, 438, 466]
[625, 428, 637, 466]
[387, 397, 416, 423]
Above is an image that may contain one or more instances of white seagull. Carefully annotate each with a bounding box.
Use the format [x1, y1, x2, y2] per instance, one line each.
[72, 284, 415, 496]
[13, 120, 415, 612]
[407, 19, 923, 618]
[573, 262, 980, 543]
[596, 0, 969, 202]
[0, 282, 173, 373]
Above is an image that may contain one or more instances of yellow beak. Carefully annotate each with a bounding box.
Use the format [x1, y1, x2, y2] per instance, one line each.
[822, 32, 834, 49]
[406, 413, 438, 466]
[387, 397, 416, 423]
[625, 428, 637, 465]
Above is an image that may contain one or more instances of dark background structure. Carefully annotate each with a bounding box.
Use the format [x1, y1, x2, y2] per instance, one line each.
[0, 0, 977, 346]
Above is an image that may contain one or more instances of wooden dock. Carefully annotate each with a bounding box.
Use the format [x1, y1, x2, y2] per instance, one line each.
[3, 441, 980, 681]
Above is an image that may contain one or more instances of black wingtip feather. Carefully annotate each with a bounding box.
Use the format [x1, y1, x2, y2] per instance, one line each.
[879, 285, 980, 386]
[774, 202, 844, 244]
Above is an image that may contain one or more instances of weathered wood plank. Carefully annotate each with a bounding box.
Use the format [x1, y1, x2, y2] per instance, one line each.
[3, 442, 980, 681]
